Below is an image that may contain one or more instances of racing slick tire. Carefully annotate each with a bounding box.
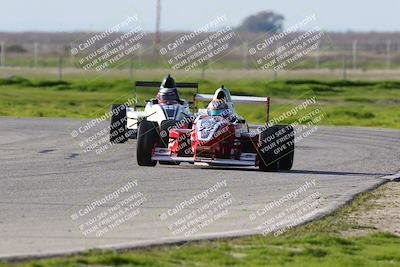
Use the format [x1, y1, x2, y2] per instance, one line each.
[276, 125, 295, 170]
[137, 120, 158, 166]
[258, 125, 295, 171]
[109, 104, 128, 144]
[159, 119, 181, 165]
[258, 126, 280, 171]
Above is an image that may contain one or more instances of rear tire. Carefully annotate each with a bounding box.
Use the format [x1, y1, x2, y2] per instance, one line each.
[276, 125, 295, 170]
[137, 120, 158, 166]
[258, 125, 295, 171]
[258, 126, 279, 171]
[109, 104, 128, 144]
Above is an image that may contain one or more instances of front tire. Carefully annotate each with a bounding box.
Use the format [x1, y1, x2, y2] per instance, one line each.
[137, 120, 158, 166]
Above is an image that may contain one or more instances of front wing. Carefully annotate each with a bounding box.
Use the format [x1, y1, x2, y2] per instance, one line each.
[151, 147, 257, 166]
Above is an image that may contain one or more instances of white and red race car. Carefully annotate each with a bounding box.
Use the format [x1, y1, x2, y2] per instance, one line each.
[136, 86, 295, 172]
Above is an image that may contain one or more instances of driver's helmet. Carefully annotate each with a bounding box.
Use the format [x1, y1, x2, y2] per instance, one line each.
[157, 74, 180, 104]
[207, 99, 228, 117]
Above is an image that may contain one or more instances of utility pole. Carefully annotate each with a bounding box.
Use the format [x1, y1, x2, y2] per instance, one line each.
[155, 0, 161, 53]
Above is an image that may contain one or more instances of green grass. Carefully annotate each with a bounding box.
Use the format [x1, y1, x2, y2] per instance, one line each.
[0, 76, 399, 128]
[3, 233, 400, 267]
[1, 183, 399, 267]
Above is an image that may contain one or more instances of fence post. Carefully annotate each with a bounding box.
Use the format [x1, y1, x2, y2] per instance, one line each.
[207, 58, 213, 70]
[201, 61, 206, 80]
[242, 41, 248, 69]
[342, 57, 347, 80]
[386, 39, 392, 69]
[315, 42, 320, 69]
[129, 56, 134, 80]
[58, 46, 63, 80]
[70, 43, 75, 67]
[138, 46, 142, 69]
[352, 40, 357, 69]
[33, 42, 38, 68]
[0, 42, 5, 67]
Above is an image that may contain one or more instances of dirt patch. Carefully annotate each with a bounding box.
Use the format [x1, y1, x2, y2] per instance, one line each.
[343, 181, 400, 237]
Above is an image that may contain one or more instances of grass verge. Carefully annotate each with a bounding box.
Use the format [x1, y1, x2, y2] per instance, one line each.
[0, 76, 399, 128]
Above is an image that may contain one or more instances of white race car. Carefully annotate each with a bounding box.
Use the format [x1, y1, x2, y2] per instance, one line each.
[109, 75, 197, 144]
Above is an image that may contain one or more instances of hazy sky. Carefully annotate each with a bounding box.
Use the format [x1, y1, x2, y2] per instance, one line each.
[1, 0, 399, 32]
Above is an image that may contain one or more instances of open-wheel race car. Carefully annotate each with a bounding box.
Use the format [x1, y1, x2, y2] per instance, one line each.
[136, 85, 295, 172]
[109, 75, 197, 143]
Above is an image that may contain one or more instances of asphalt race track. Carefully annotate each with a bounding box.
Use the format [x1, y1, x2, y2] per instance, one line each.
[0, 117, 399, 258]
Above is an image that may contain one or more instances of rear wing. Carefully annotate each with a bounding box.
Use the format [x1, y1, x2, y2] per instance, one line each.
[194, 94, 269, 103]
[194, 93, 271, 123]
[133, 81, 199, 110]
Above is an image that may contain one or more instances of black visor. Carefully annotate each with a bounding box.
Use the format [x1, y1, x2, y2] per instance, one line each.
[159, 92, 178, 101]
